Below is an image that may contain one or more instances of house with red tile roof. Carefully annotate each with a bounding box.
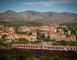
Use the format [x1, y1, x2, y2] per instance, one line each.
[5, 27, 15, 33]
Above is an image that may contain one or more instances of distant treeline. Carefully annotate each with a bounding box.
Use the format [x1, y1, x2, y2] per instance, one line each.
[0, 21, 45, 27]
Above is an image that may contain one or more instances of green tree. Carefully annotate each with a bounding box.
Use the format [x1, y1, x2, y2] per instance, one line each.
[59, 40, 67, 45]
[17, 38, 29, 44]
[28, 32, 32, 36]
[41, 33, 46, 40]
[34, 40, 42, 44]
[45, 35, 51, 42]
[2, 35, 7, 39]
[37, 31, 42, 40]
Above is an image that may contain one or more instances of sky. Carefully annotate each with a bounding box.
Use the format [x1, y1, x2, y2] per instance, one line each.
[0, 0, 77, 13]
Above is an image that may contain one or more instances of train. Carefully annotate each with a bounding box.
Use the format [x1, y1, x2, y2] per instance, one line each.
[11, 44, 77, 52]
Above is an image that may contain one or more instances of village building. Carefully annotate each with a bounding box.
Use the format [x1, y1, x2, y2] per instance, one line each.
[15, 34, 36, 41]
[18, 26, 31, 32]
[52, 35, 76, 41]
[0, 34, 2, 38]
[0, 25, 4, 33]
[39, 25, 49, 31]
[4, 27, 15, 33]
[5, 33, 37, 42]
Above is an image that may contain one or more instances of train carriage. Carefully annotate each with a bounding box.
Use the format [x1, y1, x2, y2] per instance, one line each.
[42, 45, 77, 51]
[66, 46, 77, 51]
[11, 44, 42, 50]
[42, 45, 65, 51]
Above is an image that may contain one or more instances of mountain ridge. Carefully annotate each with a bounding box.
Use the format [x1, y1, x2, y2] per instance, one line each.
[0, 10, 77, 23]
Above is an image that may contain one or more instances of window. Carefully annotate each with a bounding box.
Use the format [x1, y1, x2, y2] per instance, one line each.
[67, 47, 69, 50]
[33, 46, 35, 48]
[17, 45, 18, 47]
[56, 47, 58, 49]
[74, 48, 76, 50]
[21, 46, 23, 47]
[61, 47, 63, 49]
[59, 47, 60, 49]
[31, 46, 32, 48]
[70, 48, 72, 50]
[76, 48, 77, 50]
[26, 46, 28, 48]
[37, 46, 39, 48]
[53, 47, 55, 49]
[36, 46, 37, 48]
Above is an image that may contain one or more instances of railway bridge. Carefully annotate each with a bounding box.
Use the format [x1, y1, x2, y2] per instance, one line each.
[0, 49, 77, 60]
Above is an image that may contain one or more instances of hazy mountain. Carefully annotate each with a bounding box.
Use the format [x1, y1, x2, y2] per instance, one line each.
[0, 10, 77, 23]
